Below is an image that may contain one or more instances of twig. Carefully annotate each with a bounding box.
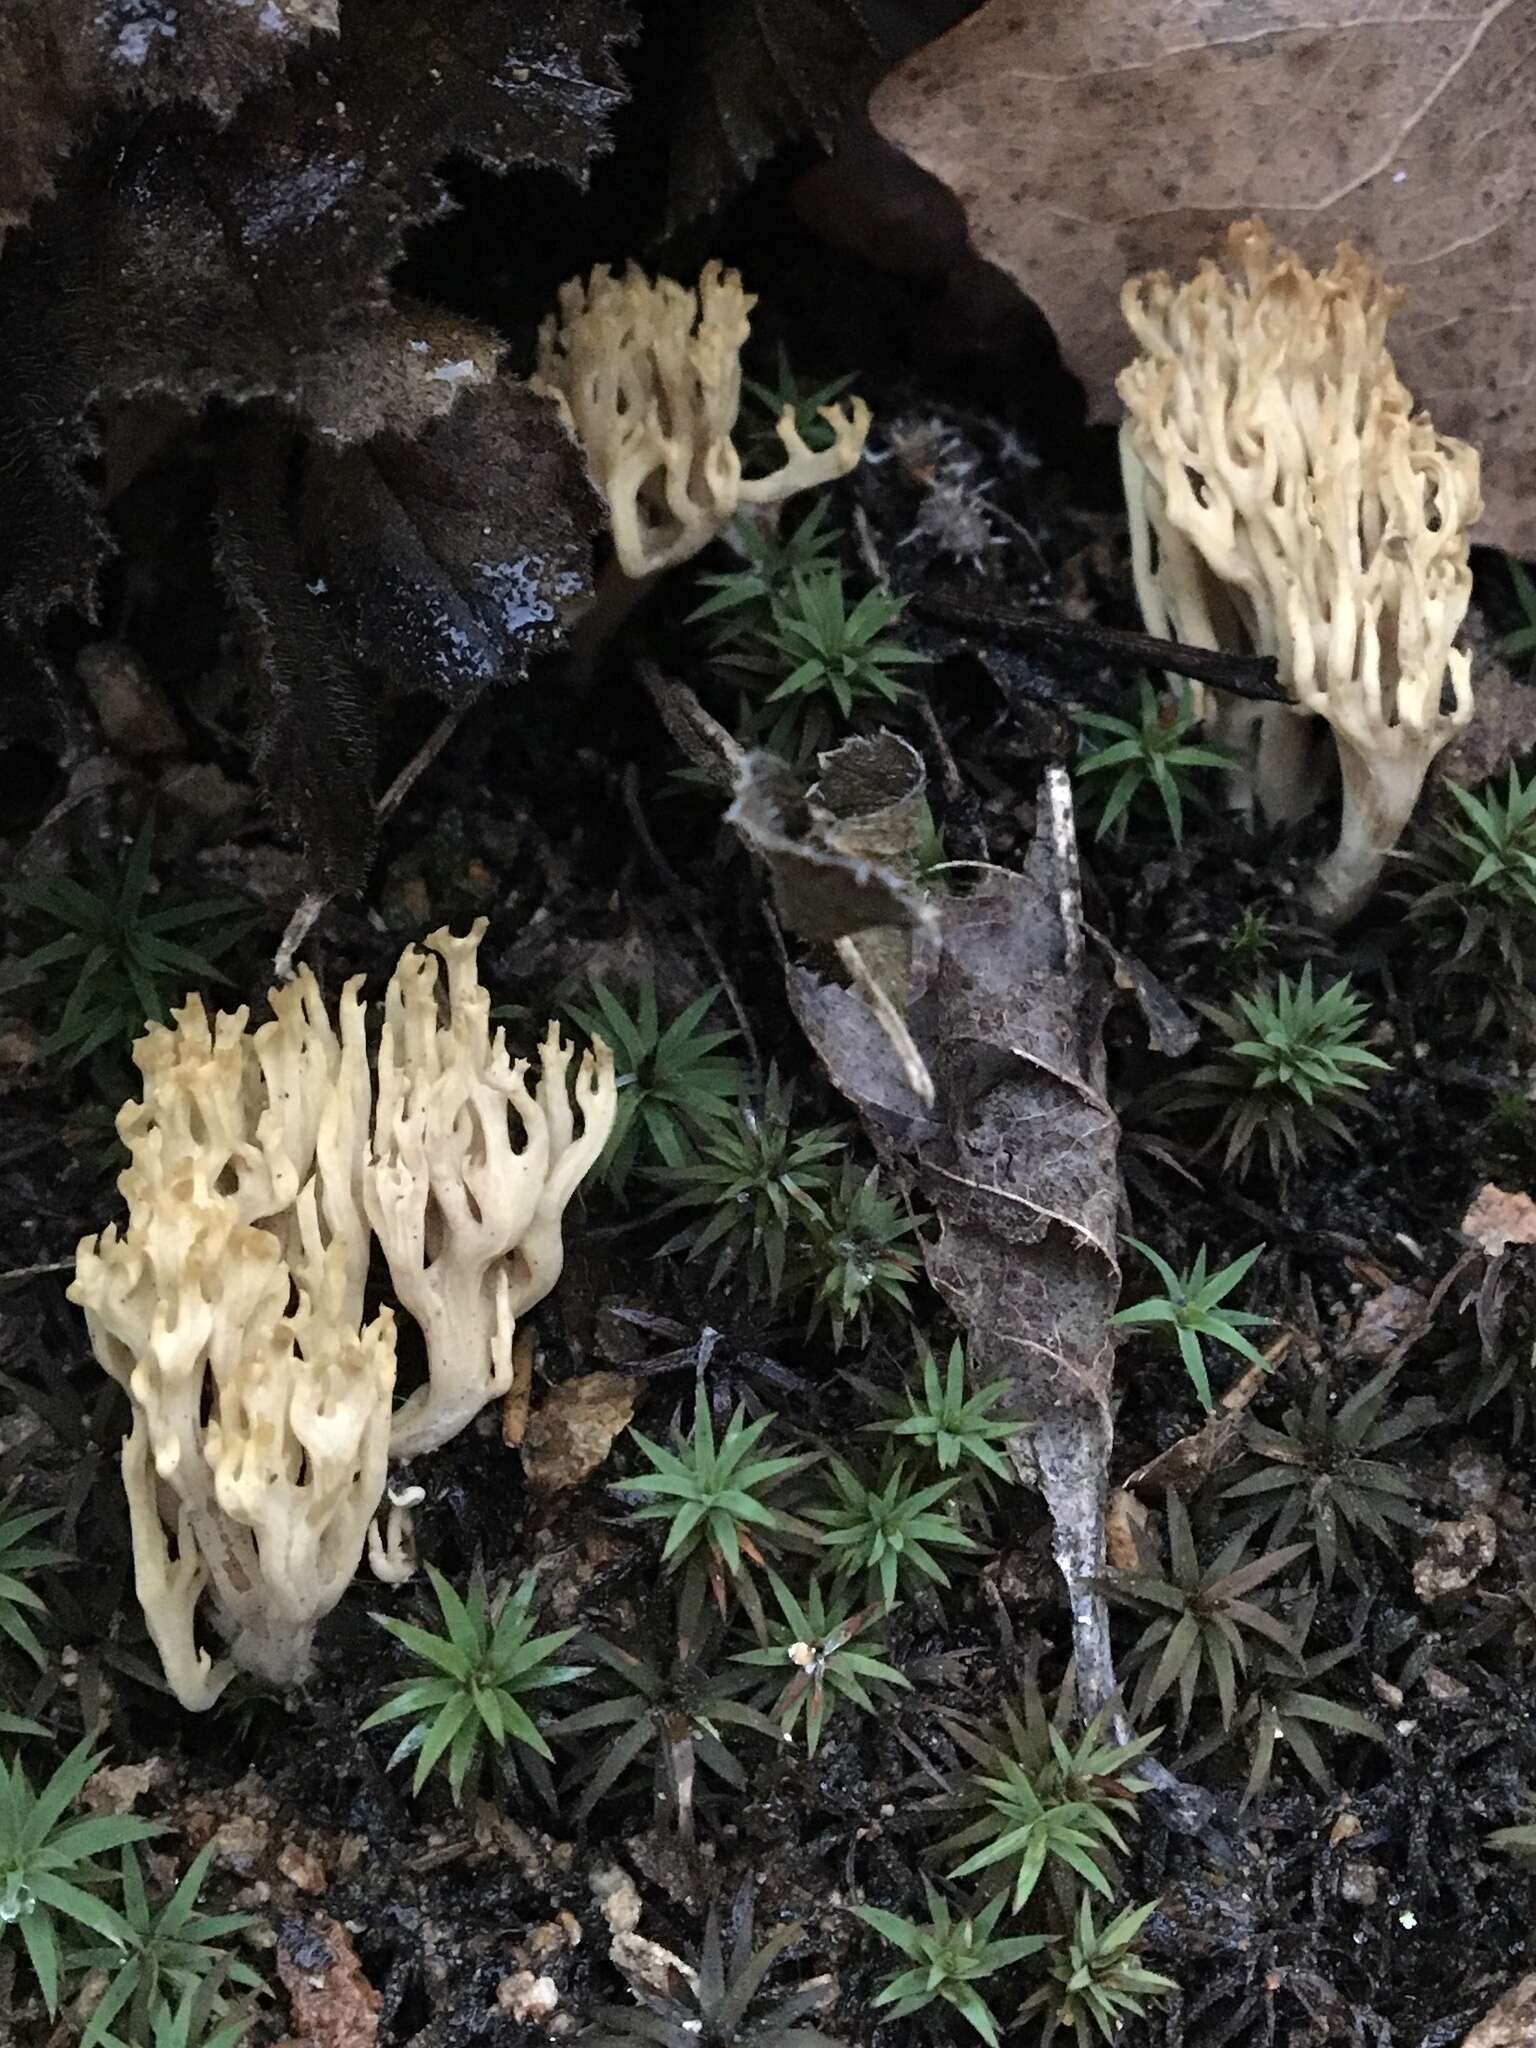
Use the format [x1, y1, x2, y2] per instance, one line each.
[851, 502, 886, 586]
[0, 1260, 75, 1286]
[273, 890, 329, 983]
[274, 704, 472, 979]
[983, 496, 1051, 578]
[620, 762, 762, 1083]
[376, 704, 471, 824]
[636, 661, 742, 790]
[912, 690, 966, 805]
[913, 585, 1286, 700]
[1123, 1334, 1291, 1498]
[1044, 767, 1083, 975]
[834, 935, 935, 1106]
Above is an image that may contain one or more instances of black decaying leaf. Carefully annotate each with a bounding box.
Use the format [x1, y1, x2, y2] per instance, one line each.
[215, 425, 378, 893]
[665, 0, 882, 224]
[0, 2, 631, 876]
[0, 229, 107, 626]
[4, 0, 637, 446]
[0, 0, 334, 249]
[302, 378, 603, 702]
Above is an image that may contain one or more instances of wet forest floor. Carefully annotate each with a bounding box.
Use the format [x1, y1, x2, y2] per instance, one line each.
[4, 111, 1536, 2048]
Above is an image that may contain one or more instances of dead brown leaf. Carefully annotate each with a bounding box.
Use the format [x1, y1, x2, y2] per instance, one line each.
[664, 0, 882, 225]
[873, 1, 1536, 551]
[521, 1372, 639, 1491]
[1462, 1183, 1536, 1257]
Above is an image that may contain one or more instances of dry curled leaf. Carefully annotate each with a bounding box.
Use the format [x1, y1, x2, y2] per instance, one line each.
[874, 0, 1536, 550]
[726, 740, 933, 946]
[792, 775, 1125, 1708]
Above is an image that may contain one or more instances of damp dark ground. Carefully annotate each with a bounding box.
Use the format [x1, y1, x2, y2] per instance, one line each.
[5, 43, 1536, 2048]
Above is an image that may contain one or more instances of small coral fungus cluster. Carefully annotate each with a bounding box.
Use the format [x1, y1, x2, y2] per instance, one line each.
[69, 925, 615, 1707]
[533, 260, 870, 578]
[1118, 221, 1481, 923]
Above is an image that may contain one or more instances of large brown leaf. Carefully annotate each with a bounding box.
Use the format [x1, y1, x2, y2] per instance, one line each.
[873, 0, 1536, 552]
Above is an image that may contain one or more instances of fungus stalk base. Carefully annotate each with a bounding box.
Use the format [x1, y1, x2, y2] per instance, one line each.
[385, 1267, 513, 1460]
[224, 1613, 319, 1690]
[1307, 744, 1428, 927]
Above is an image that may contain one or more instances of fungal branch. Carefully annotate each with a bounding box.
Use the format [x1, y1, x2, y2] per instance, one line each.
[70, 928, 616, 1708]
[532, 261, 870, 578]
[1117, 220, 1481, 923]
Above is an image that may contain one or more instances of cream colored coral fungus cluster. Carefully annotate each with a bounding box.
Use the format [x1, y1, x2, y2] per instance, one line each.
[1117, 221, 1482, 923]
[532, 260, 870, 578]
[69, 924, 615, 1709]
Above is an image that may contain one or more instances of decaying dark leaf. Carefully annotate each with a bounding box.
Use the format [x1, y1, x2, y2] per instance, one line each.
[302, 377, 602, 702]
[791, 773, 1124, 1705]
[49, 122, 512, 442]
[14, 0, 636, 439]
[215, 425, 379, 893]
[665, 0, 882, 224]
[0, 232, 106, 627]
[0, 0, 335, 250]
[1, 0, 632, 257]
[0, 0, 633, 620]
[0, 4, 631, 883]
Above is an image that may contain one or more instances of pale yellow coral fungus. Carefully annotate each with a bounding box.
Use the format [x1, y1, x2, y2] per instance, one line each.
[70, 929, 616, 1709]
[70, 970, 393, 1708]
[532, 260, 870, 577]
[1117, 220, 1481, 922]
[366, 921, 617, 1458]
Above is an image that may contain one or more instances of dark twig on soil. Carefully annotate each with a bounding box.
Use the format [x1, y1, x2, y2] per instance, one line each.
[377, 705, 472, 824]
[619, 762, 762, 1082]
[912, 689, 968, 808]
[913, 586, 1286, 700]
[273, 705, 474, 979]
